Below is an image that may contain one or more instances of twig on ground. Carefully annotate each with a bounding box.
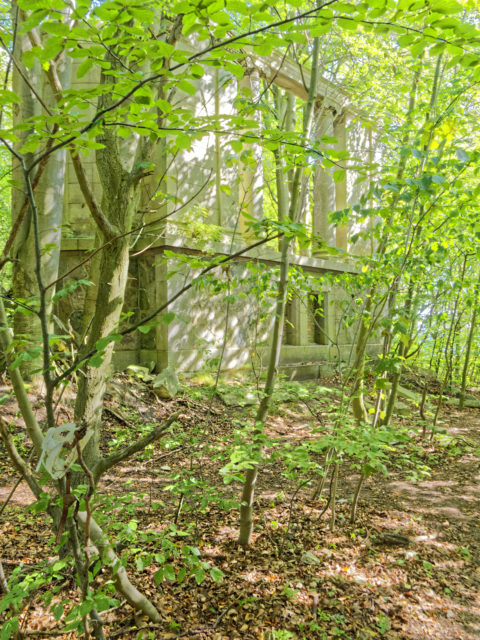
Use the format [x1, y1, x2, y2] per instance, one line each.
[0, 448, 36, 518]
[177, 398, 222, 416]
[280, 478, 310, 554]
[21, 630, 69, 637]
[104, 406, 136, 428]
[318, 464, 335, 520]
[0, 474, 23, 517]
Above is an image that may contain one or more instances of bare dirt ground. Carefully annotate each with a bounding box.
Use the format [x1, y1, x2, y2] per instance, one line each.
[0, 382, 479, 639]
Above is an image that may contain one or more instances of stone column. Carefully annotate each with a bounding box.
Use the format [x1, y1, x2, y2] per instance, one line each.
[368, 127, 375, 255]
[312, 108, 336, 253]
[237, 71, 263, 237]
[334, 114, 348, 252]
[139, 136, 168, 246]
[11, 10, 71, 359]
[285, 297, 308, 345]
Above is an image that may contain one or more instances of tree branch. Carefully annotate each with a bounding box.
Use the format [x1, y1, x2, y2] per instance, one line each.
[0, 297, 44, 452]
[70, 151, 116, 239]
[0, 416, 43, 499]
[92, 411, 180, 481]
[75, 511, 161, 622]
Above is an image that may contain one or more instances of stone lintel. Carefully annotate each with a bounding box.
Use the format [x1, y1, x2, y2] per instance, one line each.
[251, 52, 348, 113]
[150, 235, 359, 275]
[60, 233, 359, 276]
[60, 237, 94, 252]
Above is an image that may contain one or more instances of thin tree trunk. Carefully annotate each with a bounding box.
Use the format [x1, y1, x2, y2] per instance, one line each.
[11, 6, 70, 376]
[238, 38, 320, 546]
[432, 255, 468, 430]
[382, 277, 416, 426]
[459, 271, 479, 408]
[329, 462, 339, 531]
[348, 63, 423, 425]
[238, 229, 290, 546]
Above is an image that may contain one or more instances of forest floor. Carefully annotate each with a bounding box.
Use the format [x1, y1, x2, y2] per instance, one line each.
[1, 374, 480, 640]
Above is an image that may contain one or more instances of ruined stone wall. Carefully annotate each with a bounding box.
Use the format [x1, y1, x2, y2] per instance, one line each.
[58, 56, 382, 377]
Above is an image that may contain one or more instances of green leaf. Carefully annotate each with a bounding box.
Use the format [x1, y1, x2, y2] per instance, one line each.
[0, 618, 19, 640]
[155, 98, 172, 113]
[429, 0, 462, 13]
[155, 41, 175, 58]
[163, 564, 176, 581]
[209, 567, 224, 582]
[456, 148, 470, 163]
[41, 36, 63, 61]
[53, 603, 64, 621]
[310, 23, 331, 36]
[397, 34, 415, 47]
[190, 63, 204, 78]
[177, 567, 187, 583]
[94, 594, 114, 612]
[194, 567, 206, 584]
[95, 334, 122, 352]
[138, 324, 152, 334]
[337, 18, 357, 30]
[79, 600, 93, 617]
[176, 133, 191, 150]
[129, 6, 154, 21]
[88, 353, 104, 368]
[161, 312, 176, 324]
[42, 21, 70, 36]
[176, 79, 197, 95]
[0, 89, 21, 104]
[20, 138, 41, 154]
[224, 61, 244, 79]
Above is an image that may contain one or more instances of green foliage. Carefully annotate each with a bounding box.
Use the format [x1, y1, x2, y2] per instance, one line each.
[3, 0, 480, 634]
[377, 612, 391, 635]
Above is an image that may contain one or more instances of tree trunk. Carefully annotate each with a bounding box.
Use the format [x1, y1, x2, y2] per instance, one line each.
[11, 5, 70, 375]
[382, 277, 416, 426]
[238, 236, 290, 546]
[459, 270, 480, 409]
[74, 236, 132, 468]
[238, 39, 321, 546]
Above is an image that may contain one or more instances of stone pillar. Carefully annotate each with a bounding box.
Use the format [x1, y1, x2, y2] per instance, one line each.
[368, 127, 375, 255]
[138, 252, 169, 370]
[312, 108, 336, 253]
[324, 292, 336, 346]
[334, 114, 348, 252]
[285, 297, 308, 345]
[237, 71, 263, 237]
[11, 11, 71, 358]
[140, 137, 168, 245]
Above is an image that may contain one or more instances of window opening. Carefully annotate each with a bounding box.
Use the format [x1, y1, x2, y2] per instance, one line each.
[308, 292, 328, 345]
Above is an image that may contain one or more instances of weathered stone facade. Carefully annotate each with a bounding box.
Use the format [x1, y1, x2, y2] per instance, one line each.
[58, 53, 382, 377]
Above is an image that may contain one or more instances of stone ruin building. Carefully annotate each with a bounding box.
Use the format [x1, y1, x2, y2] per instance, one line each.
[58, 51, 382, 379]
